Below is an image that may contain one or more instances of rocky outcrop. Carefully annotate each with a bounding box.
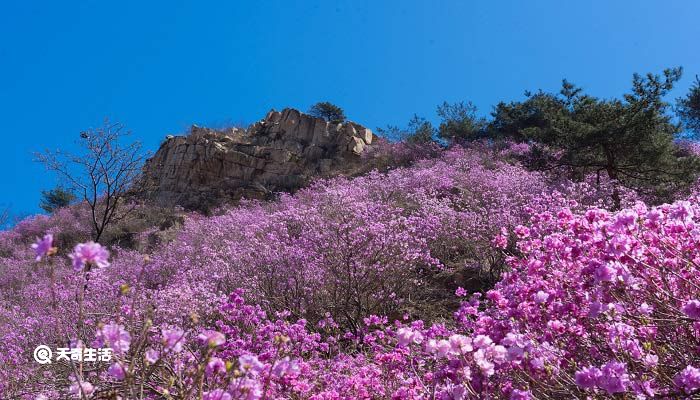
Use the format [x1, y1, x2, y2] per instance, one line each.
[141, 108, 375, 210]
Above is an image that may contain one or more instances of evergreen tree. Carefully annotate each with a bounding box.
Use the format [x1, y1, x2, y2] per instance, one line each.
[308, 102, 346, 123]
[406, 114, 435, 144]
[490, 68, 700, 206]
[39, 187, 76, 213]
[677, 75, 700, 135]
[436, 101, 486, 142]
[376, 114, 435, 144]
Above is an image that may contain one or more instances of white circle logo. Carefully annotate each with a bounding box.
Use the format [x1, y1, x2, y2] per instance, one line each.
[33, 345, 52, 364]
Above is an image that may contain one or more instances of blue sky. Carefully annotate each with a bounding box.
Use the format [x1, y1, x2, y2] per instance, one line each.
[1, 1, 700, 216]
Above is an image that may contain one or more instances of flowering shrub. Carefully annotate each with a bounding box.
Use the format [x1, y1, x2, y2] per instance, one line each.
[5, 146, 698, 399]
[449, 199, 700, 397]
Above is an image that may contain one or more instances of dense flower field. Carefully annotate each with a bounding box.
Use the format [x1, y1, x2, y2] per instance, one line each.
[1, 146, 698, 399]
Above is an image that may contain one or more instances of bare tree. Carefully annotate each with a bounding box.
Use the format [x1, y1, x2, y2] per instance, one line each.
[35, 120, 147, 242]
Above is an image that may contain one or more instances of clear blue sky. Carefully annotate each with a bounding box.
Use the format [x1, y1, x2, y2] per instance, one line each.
[2, 1, 700, 216]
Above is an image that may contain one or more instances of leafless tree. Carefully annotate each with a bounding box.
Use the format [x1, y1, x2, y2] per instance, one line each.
[35, 120, 148, 242]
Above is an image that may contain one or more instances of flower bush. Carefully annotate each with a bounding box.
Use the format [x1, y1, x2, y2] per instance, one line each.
[3, 145, 698, 398]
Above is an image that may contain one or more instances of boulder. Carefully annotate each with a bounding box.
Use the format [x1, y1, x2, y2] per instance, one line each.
[141, 108, 374, 210]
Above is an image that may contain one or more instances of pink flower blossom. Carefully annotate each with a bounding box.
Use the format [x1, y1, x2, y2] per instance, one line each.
[533, 290, 549, 304]
[162, 327, 185, 352]
[238, 354, 264, 374]
[510, 389, 531, 400]
[31, 233, 54, 261]
[448, 334, 473, 354]
[206, 357, 226, 376]
[473, 335, 493, 349]
[69, 241, 109, 272]
[396, 327, 423, 347]
[681, 300, 700, 320]
[272, 357, 300, 378]
[203, 389, 232, 400]
[145, 349, 160, 363]
[69, 381, 95, 397]
[575, 366, 602, 390]
[108, 363, 126, 380]
[598, 361, 629, 394]
[674, 365, 700, 394]
[198, 330, 226, 347]
[95, 323, 130, 355]
[594, 262, 617, 283]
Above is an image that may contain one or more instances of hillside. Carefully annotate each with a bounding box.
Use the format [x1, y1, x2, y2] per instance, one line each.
[3, 132, 700, 398]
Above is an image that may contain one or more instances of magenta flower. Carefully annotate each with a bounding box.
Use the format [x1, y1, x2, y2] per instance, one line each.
[69, 381, 95, 397]
[674, 365, 700, 394]
[448, 334, 473, 354]
[593, 263, 617, 283]
[638, 302, 653, 315]
[108, 363, 126, 380]
[435, 339, 452, 358]
[198, 330, 226, 348]
[611, 210, 637, 232]
[514, 225, 531, 238]
[670, 201, 694, 222]
[681, 300, 700, 320]
[597, 361, 629, 394]
[161, 327, 185, 353]
[272, 357, 300, 378]
[396, 327, 413, 347]
[95, 322, 131, 355]
[533, 290, 549, 304]
[206, 357, 226, 376]
[203, 389, 232, 400]
[238, 354, 264, 374]
[493, 233, 508, 249]
[31, 233, 55, 261]
[473, 349, 496, 376]
[510, 389, 532, 400]
[643, 353, 659, 367]
[575, 366, 602, 390]
[396, 327, 423, 347]
[473, 335, 493, 349]
[145, 349, 160, 364]
[69, 241, 109, 272]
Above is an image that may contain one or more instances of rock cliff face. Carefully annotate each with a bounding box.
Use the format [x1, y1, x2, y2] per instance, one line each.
[141, 108, 375, 210]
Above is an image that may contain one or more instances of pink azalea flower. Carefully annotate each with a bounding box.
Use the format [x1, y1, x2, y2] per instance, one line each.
[575, 366, 602, 390]
[145, 349, 160, 363]
[682, 300, 700, 320]
[161, 327, 185, 353]
[203, 389, 232, 400]
[69, 241, 109, 272]
[533, 290, 549, 304]
[198, 330, 226, 347]
[69, 381, 95, 397]
[510, 389, 532, 400]
[598, 361, 629, 394]
[238, 354, 264, 374]
[272, 357, 300, 378]
[108, 363, 126, 380]
[206, 357, 226, 376]
[31, 233, 55, 261]
[95, 322, 130, 355]
[674, 365, 700, 394]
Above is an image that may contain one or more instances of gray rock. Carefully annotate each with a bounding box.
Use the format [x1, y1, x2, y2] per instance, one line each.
[140, 108, 373, 210]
